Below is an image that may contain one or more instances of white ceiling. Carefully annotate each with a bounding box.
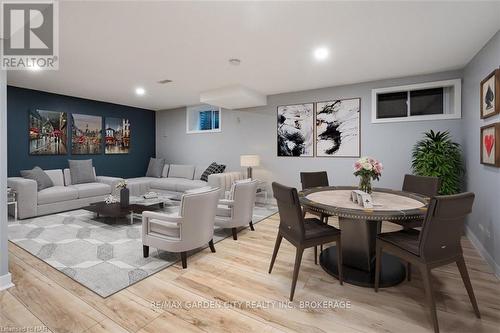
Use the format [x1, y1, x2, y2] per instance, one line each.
[7, 1, 500, 111]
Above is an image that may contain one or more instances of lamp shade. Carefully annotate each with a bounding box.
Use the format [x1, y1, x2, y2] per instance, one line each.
[240, 155, 260, 167]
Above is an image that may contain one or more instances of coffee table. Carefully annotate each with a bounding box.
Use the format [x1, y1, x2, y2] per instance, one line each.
[84, 195, 173, 224]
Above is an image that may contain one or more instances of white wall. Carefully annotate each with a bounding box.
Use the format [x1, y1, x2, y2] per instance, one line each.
[462, 30, 500, 276]
[157, 70, 463, 194]
[0, 69, 13, 290]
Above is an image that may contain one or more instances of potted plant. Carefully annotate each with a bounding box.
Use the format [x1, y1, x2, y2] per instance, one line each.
[116, 180, 129, 208]
[411, 130, 464, 195]
[354, 157, 383, 194]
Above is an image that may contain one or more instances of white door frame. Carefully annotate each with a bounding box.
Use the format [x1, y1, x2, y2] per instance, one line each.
[0, 69, 13, 290]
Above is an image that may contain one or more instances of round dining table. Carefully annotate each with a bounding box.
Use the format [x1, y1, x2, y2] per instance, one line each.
[299, 186, 428, 288]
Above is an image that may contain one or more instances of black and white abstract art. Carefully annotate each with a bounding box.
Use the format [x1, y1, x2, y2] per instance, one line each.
[316, 98, 360, 157]
[277, 103, 314, 157]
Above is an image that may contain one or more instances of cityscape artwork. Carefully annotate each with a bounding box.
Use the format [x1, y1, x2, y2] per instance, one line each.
[316, 98, 360, 157]
[29, 110, 68, 155]
[105, 117, 130, 154]
[277, 103, 314, 157]
[71, 114, 103, 155]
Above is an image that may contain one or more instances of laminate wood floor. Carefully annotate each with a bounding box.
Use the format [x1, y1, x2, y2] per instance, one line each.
[1, 214, 499, 333]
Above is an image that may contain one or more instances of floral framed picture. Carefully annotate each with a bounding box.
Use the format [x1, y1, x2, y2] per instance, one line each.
[480, 123, 500, 167]
[480, 69, 500, 119]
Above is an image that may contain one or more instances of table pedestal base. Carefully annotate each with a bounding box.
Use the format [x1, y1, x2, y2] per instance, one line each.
[319, 245, 406, 288]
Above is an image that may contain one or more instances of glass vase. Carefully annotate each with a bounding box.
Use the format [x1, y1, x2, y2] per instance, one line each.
[358, 175, 372, 194]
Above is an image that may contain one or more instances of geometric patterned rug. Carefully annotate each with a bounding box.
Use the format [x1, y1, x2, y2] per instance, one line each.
[8, 202, 277, 297]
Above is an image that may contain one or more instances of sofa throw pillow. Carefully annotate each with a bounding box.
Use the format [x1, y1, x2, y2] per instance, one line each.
[69, 159, 96, 184]
[146, 158, 165, 178]
[200, 162, 226, 182]
[20, 166, 54, 191]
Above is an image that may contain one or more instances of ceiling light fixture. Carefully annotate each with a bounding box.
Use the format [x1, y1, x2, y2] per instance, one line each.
[228, 58, 241, 66]
[314, 47, 329, 61]
[135, 87, 145, 96]
[158, 79, 173, 84]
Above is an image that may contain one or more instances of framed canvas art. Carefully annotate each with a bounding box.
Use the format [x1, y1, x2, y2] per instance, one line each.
[480, 123, 500, 166]
[480, 69, 500, 119]
[29, 109, 68, 155]
[105, 117, 130, 154]
[277, 103, 314, 157]
[71, 114, 103, 155]
[315, 98, 360, 157]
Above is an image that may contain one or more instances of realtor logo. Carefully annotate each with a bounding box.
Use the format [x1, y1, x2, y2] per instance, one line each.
[1, 1, 59, 70]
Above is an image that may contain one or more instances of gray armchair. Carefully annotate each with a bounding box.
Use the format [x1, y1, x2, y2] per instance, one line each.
[214, 179, 258, 240]
[142, 187, 220, 268]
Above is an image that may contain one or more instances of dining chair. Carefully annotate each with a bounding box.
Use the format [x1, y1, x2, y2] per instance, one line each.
[398, 174, 441, 228]
[269, 182, 343, 301]
[300, 171, 332, 262]
[142, 187, 220, 269]
[403, 174, 441, 198]
[374, 192, 479, 333]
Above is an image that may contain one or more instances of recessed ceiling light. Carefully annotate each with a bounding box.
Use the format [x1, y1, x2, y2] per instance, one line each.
[135, 87, 145, 96]
[314, 47, 329, 61]
[228, 58, 241, 66]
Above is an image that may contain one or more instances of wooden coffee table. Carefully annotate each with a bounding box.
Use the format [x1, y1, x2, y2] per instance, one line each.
[83, 201, 164, 225]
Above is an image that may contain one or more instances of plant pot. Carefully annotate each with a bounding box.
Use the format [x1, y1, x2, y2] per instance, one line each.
[120, 188, 130, 208]
[358, 175, 372, 194]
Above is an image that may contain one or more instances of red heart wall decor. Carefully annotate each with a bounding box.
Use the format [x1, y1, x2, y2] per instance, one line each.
[484, 134, 495, 157]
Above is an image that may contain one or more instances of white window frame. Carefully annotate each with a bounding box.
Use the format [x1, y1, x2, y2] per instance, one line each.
[186, 104, 222, 134]
[371, 79, 461, 124]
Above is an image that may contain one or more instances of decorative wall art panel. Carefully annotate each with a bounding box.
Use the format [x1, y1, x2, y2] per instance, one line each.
[29, 110, 68, 155]
[480, 123, 500, 167]
[105, 117, 130, 154]
[480, 69, 500, 119]
[71, 114, 103, 155]
[316, 98, 360, 157]
[277, 103, 314, 157]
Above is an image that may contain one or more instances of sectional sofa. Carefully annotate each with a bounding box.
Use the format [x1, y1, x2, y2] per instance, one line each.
[8, 164, 243, 219]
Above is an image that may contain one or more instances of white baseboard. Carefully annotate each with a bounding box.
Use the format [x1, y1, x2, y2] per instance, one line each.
[0, 272, 14, 291]
[465, 226, 500, 279]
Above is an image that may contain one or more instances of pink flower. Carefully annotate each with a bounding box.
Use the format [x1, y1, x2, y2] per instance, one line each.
[354, 161, 362, 171]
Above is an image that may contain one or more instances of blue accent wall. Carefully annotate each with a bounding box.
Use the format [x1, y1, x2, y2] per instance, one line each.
[7, 86, 156, 178]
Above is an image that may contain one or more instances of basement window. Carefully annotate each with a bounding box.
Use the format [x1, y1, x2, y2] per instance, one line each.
[186, 104, 221, 134]
[371, 79, 461, 123]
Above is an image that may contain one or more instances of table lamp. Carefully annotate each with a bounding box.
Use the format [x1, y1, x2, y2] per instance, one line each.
[240, 155, 260, 179]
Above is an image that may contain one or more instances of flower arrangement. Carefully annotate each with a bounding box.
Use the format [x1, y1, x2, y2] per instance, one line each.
[104, 195, 118, 204]
[116, 180, 127, 190]
[353, 157, 383, 193]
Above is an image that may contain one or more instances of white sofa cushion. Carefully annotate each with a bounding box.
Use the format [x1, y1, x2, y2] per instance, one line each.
[44, 169, 65, 186]
[149, 178, 180, 192]
[168, 164, 195, 180]
[149, 177, 207, 192]
[124, 177, 153, 196]
[162, 164, 170, 178]
[72, 183, 111, 199]
[64, 168, 97, 186]
[174, 179, 208, 192]
[38, 186, 79, 205]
